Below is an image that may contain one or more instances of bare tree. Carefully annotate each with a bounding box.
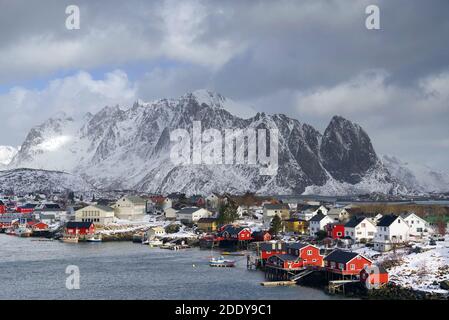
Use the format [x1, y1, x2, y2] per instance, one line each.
[436, 216, 447, 236]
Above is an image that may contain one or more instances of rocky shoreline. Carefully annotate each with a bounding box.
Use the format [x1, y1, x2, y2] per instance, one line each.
[296, 271, 448, 300]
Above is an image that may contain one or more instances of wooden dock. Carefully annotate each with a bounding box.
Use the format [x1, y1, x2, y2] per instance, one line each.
[327, 280, 359, 294]
[260, 281, 296, 287]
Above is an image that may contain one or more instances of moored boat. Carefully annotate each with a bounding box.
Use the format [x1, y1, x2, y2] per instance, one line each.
[209, 256, 236, 267]
[16, 227, 32, 237]
[148, 238, 163, 247]
[86, 234, 102, 242]
[61, 236, 79, 243]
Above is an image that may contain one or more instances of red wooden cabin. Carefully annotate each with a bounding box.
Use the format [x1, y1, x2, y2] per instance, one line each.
[326, 223, 345, 239]
[219, 225, 252, 241]
[251, 230, 272, 242]
[259, 242, 288, 260]
[65, 221, 95, 236]
[287, 243, 324, 267]
[324, 249, 372, 275]
[266, 254, 303, 270]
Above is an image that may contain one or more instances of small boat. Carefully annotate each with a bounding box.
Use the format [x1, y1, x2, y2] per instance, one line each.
[5, 228, 16, 236]
[209, 256, 236, 268]
[148, 238, 163, 247]
[16, 227, 32, 237]
[61, 236, 79, 243]
[86, 235, 102, 242]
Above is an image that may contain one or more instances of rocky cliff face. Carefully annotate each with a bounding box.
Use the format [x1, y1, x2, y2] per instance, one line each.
[7, 90, 404, 195]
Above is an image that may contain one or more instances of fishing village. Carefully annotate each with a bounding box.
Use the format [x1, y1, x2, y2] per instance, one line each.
[1, 190, 449, 299]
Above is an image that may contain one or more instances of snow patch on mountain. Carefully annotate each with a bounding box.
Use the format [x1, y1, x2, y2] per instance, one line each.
[382, 155, 449, 193]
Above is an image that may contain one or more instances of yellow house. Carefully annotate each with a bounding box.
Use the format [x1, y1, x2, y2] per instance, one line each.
[146, 226, 166, 239]
[263, 204, 290, 226]
[196, 218, 218, 232]
[283, 218, 308, 234]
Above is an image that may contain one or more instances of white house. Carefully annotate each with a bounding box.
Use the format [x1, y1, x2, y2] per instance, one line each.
[344, 216, 377, 242]
[263, 204, 290, 227]
[326, 208, 350, 222]
[205, 193, 224, 210]
[177, 207, 211, 223]
[309, 213, 334, 237]
[164, 207, 178, 220]
[75, 205, 115, 225]
[298, 204, 329, 221]
[34, 203, 68, 222]
[113, 196, 146, 221]
[401, 212, 428, 237]
[374, 214, 410, 252]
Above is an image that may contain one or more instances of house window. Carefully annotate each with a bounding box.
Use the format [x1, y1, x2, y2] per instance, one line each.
[337, 232, 342, 236]
[350, 264, 355, 270]
[312, 259, 317, 262]
[307, 250, 312, 255]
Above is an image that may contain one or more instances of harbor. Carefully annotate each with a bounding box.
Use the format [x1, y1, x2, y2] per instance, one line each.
[0, 234, 337, 300]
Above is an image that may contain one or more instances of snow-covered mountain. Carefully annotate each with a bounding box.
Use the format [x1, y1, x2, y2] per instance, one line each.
[6, 90, 411, 195]
[0, 168, 92, 193]
[0, 146, 18, 169]
[381, 155, 449, 193]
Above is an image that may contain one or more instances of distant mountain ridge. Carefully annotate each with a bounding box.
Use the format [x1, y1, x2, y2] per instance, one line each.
[3, 89, 443, 196]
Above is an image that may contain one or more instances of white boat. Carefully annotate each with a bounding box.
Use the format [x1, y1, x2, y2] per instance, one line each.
[16, 226, 32, 237]
[209, 256, 236, 267]
[86, 235, 102, 242]
[61, 236, 79, 243]
[148, 238, 163, 247]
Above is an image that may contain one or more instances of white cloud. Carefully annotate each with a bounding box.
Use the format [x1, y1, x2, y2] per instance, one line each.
[0, 70, 137, 145]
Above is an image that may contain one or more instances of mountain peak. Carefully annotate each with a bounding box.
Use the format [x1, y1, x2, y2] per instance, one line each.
[186, 89, 226, 108]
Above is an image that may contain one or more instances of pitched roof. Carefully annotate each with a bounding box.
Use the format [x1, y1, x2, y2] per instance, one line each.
[376, 214, 399, 227]
[264, 204, 289, 210]
[260, 242, 287, 251]
[324, 250, 361, 264]
[310, 213, 328, 222]
[124, 196, 146, 205]
[283, 218, 306, 222]
[197, 218, 217, 223]
[178, 207, 202, 215]
[66, 221, 93, 229]
[221, 225, 248, 235]
[287, 243, 310, 250]
[272, 254, 300, 262]
[344, 216, 367, 228]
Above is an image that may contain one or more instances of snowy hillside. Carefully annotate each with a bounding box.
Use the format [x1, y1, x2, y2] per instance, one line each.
[0, 168, 93, 193]
[382, 155, 449, 193]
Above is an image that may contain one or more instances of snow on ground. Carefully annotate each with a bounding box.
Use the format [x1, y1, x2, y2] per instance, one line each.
[352, 237, 449, 294]
[387, 238, 449, 294]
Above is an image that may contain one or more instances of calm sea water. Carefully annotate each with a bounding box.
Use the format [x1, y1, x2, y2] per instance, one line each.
[0, 234, 338, 300]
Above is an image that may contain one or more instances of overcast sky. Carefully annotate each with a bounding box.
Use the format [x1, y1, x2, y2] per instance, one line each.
[0, 0, 448, 171]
